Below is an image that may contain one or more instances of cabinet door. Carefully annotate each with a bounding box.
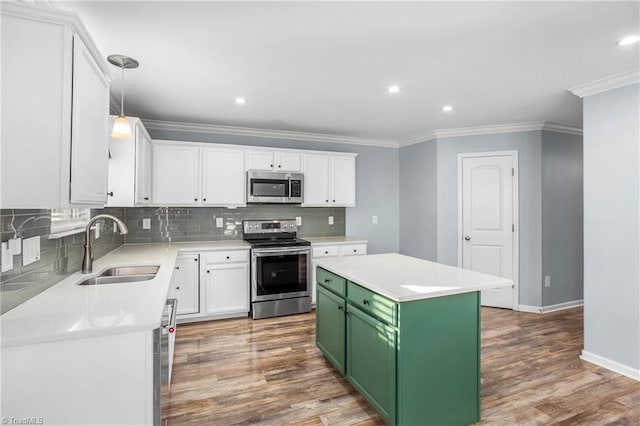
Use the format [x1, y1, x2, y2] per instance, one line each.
[202, 147, 246, 206]
[172, 254, 200, 315]
[276, 152, 302, 172]
[69, 34, 110, 205]
[347, 304, 396, 424]
[316, 285, 346, 374]
[134, 123, 152, 205]
[204, 263, 249, 315]
[106, 118, 135, 207]
[302, 154, 330, 206]
[246, 150, 275, 171]
[151, 143, 200, 205]
[331, 156, 356, 207]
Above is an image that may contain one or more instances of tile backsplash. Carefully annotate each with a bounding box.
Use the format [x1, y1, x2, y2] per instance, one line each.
[1, 205, 345, 314]
[0, 208, 125, 314]
[123, 205, 345, 243]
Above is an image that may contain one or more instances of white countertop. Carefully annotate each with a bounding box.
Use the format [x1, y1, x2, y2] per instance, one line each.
[0, 241, 250, 348]
[314, 253, 513, 302]
[304, 236, 368, 246]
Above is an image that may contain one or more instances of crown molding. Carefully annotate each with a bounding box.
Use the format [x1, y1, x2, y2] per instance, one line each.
[2, 1, 111, 78]
[141, 119, 399, 148]
[569, 70, 640, 98]
[541, 122, 583, 136]
[398, 130, 437, 147]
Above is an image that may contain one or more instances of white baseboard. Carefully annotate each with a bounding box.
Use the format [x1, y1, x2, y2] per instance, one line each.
[581, 350, 640, 381]
[517, 299, 583, 314]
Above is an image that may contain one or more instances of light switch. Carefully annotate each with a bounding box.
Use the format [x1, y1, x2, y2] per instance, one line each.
[22, 236, 40, 266]
[295, 217, 302, 226]
[142, 218, 151, 230]
[93, 223, 100, 239]
[372, 216, 378, 224]
[216, 217, 224, 228]
[328, 216, 334, 225]
[1, 242, 13, 272]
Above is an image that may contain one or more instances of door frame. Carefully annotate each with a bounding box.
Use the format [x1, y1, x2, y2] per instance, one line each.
[457, 150, 519, 310]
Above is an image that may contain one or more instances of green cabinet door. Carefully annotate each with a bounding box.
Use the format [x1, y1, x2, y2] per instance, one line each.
[316, 285, 346, 374]
[346, 304, 397, 425]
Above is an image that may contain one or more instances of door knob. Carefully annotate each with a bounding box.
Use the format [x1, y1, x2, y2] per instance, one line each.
[464, 236, 471, 241]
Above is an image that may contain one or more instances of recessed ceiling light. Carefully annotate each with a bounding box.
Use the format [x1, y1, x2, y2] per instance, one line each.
[442, 105, 454, 112]
[235, 97, 247, 104]
[387, 85, 401, 94]
[618, 35, 640, 46]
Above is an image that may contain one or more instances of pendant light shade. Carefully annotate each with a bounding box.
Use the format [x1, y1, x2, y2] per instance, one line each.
[107, 54, 139, 140]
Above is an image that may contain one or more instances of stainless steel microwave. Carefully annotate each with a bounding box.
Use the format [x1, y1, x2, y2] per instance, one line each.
[246, 170, 304, 204]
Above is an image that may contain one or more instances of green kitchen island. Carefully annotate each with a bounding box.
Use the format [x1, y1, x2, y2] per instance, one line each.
[314, 253, 513, 426]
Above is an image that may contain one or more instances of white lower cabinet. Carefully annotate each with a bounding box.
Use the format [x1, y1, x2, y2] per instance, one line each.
[171, 253, 200, 315]
[174, 249, 250, 322]
[311, 242, 367, 305]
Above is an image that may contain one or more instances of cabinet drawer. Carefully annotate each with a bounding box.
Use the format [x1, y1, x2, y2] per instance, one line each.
[347, 282, 397, 326]
[203, 250, 249, 264]
[339, 244, 367, 256]
[313, 246, 339, 258]
[317, 267, 346, 297]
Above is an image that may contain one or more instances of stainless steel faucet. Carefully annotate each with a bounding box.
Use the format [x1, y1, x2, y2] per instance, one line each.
[82, 214, 128, 274]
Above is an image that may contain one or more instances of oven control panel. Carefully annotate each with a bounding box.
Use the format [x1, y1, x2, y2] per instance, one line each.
[243, 219, 298, 235]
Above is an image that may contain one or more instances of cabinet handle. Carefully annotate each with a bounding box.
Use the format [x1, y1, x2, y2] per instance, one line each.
[194, 198, 198, 202]
[353, 249, 357, 253]
[278, 165, 282, 168]
[175, 286, 180, 290]
[325, 199, 329, 203]
[207, 270, 210, 274]
[203, 198, 207, 202]
[324, 278, 331, 283]
[363, 299, 370, 305]
[270, 164, 273, 168]
[107, 191, 114, 197]
[226, 256, 230, 259]
[175, 266, 180, 270]
[324, 251, 329, 254]
[333, 199, 336, 203]
[144, 197, 149, 201]
[194, 258, 198, 262]
[338, 306, 343, 311]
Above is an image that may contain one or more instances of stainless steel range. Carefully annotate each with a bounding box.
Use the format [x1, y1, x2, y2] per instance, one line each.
[243, 219, 311, 319]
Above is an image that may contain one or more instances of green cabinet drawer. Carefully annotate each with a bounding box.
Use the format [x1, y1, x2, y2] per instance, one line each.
[347, 282, 397, 326]
[317, 267, 346, 297]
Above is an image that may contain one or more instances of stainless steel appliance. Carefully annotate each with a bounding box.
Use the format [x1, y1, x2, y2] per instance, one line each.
[243, 219, 311, 319]
[153, 297, 177, 425]
[246, 170, 303, 204]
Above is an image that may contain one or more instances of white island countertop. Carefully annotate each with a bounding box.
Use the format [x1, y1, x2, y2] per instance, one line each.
[315, 253, 512, 302]
[0, 241, 250, 348]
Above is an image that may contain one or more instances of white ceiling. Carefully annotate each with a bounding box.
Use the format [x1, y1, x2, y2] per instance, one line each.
[54, 1, 639, 143]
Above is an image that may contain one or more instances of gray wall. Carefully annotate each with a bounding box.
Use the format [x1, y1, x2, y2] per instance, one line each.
[0, 208, 125, 314]
[123, 205, 345, 243]
[435, 131, 543, 307]
[146, 129, 400, 254]
[582, 83, 639, 371]
[398, 139, 437, 260]
[541, 131, 584, 306]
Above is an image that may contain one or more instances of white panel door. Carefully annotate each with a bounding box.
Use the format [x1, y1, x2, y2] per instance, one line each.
[151, 143, 200, 205]
[461, 154, 514, 308]
[303, 154, 330, 205]
[246, 150, 275, 171]
[69, 34, 110, 205]
[331, 156, 356, 206]
[204, 263, 249, 315]
[276, 151, 302, 172]
[134, 123, 152, 205]
[202, 147, 246, 206]
[172, 254, 200, 315]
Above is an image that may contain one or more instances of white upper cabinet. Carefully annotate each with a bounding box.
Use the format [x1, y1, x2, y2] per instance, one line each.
[303, 153, 357, 207]
[1, 4, 111, 208]
[246, 149, 302, 172]
[106, 117, 152, 207]
[151, 141, 246, 207]
[151, 142, 200, 206]
[202, 147, 246, 206]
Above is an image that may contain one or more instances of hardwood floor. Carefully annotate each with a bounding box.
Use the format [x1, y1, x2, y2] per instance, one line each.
[163, 307, 640, 425]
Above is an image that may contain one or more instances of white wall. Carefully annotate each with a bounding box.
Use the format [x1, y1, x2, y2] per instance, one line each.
[582, 83, 640, 376]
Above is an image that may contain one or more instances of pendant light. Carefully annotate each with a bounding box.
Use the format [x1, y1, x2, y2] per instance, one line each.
[107, 54, 139, 139]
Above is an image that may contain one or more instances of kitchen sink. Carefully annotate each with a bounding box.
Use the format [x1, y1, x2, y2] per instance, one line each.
[77, 265, 160, 286]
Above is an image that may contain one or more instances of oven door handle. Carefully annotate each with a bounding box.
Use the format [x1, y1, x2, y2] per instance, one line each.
[253, 248, 310, 257]
[288, 177, 292, 201]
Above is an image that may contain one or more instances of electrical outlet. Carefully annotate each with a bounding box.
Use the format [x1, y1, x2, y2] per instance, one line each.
[22, 236, 40, 266]
[216, 217, 224, 228]
[295, 216, 302, 226]
[142, 218, 151, 230]
[93, 223, 100, 239]
[328, 216, 334, 225]
[372, 215, 378, 224]
[1, 242, 13, 272]
[113, 222, 118, 233]
[544, 276, 551, 287]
